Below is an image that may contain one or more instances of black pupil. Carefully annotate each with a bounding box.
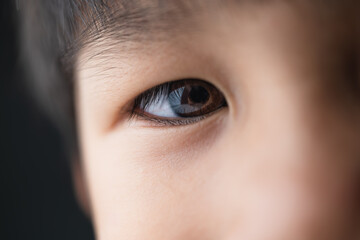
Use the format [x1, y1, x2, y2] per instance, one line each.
[168, 81, 220, 118]
[187, 86, 209, 104]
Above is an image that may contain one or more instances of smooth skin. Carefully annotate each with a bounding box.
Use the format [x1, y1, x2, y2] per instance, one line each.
[75, 1, 359, 239]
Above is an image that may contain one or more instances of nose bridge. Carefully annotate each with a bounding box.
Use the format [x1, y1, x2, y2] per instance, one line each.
[215, 82, 360, 239]
[240, 86, 313, 167]
[237, 76, 358, 167]
[227, 77, 360, 190]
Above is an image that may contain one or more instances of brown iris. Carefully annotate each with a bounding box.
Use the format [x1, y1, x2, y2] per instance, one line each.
[167, 79, 226, 118]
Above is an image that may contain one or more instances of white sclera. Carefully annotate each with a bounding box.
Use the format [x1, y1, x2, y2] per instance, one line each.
[145, 98, 179, 118]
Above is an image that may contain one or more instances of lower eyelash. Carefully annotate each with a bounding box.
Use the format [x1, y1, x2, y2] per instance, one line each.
[129, 110, 207, 127]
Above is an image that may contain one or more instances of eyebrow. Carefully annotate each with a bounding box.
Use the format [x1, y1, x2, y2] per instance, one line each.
[72, 0, 349, 42]
[64, 0, 350, 65]
[65, 0, 241, 57]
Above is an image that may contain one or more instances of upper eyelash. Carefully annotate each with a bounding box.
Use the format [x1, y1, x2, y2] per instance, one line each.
[128, 82, 171, 122]
[132, 83, 171, 113]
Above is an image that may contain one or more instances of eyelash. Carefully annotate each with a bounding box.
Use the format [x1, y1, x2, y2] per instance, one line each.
[130, 111, 209, 126]
[127, 79, 227, 127]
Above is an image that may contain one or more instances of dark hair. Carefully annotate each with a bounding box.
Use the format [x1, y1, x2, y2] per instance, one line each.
[19, 0, 110, 155]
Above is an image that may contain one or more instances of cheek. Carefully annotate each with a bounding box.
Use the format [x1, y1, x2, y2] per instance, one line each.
[80, 116, 226, 240]
[79, 109, 360, 240]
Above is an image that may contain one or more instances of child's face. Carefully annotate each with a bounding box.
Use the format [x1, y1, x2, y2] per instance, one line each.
[75, 1, 359, 239]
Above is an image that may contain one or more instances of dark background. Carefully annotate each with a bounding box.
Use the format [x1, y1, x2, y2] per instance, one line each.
[1, 1, 95, 239]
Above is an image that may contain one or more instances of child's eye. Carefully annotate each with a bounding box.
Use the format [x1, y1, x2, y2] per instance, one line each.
[130, 79, 227, 126]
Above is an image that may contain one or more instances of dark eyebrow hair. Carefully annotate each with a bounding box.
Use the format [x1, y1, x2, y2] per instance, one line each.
[62, 0, 350, 60]
[64, 0, 222, 60]
[50, 0, 210, 73]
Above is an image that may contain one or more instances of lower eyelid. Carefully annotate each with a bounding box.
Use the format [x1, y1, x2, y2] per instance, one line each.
[129, 106, 225, 128]
[131, 111, 206, 127]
